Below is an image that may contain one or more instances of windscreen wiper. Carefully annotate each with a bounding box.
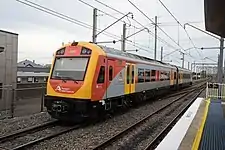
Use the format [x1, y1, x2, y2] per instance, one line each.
[52, 76, 78, 84]
[52, 76, 67, 83]
[61, 77, 79, 84]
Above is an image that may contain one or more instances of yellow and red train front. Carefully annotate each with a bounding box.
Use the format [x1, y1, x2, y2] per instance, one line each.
[44, 42, 106, 121]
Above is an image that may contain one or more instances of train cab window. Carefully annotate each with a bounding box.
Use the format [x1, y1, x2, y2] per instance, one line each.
[145, 70, 150, 82]
[131, 66, 134, 84]
[138, 68, 144, 82]
[151, 70, 156, 81]
[97, 66, 105, 83]
[109, 66, 113, 81]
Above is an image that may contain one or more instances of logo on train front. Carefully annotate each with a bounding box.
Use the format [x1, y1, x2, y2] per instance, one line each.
[55, 85, 62, 91]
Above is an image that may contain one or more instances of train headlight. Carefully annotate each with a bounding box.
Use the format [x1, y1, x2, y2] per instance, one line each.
[81, 47, 92, 55]
[56, 48, 65, 55]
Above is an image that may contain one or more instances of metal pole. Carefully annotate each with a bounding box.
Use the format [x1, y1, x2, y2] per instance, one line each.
[92, 8, 97, 43]
[218, 37, 224, 99]
[122, 23, 126, 52]
[161, 47, 163, 62]
[96, 12, 132, 37]
[184, 23, 220, 40]
[196, 65, 197, 80]
[154, 16, 157, 60]
[181, 52, 184, 68]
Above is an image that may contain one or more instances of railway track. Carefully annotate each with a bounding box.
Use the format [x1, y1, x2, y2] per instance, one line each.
[92, 83, 206, 150]
[144, 87, 205, 150]
[0, 120, 81, 150]
[164, 80, 207, 99]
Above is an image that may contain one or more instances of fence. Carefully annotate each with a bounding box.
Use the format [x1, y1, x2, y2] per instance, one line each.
[206, 82, 225, 100]
[0, 85, 46, 120]
[0, 85, 13, 119]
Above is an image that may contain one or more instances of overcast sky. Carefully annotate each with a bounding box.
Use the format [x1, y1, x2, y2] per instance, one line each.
[0, 0, 221, 68]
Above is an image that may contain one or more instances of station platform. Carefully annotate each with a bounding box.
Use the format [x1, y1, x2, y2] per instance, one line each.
[155, 97, 225, 150]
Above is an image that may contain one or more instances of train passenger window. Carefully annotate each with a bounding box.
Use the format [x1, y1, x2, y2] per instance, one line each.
[145, 70, 150, 82]
[168, 72, 170, 80]
[127, 65, 130, 84]
[97, 66, 105, 83]
[131, 66, 134, 84]
[174, 72, 177, 80]
[109, 66, 113, 81]
[160, 72, 164, 81]
[138, 68, 144, 83]
[151, 70, 156, 81]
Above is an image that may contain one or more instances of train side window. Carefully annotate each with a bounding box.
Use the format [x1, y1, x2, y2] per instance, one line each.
[97, 66, 105, 83]
[138, 68, 144, 82]
[131, 65, 134, 84]
[127, 65, 130, 84]
[151, 70, 156, 81]
[145, 69, 150, 82]
[109, 66, 113, 81]
[166, 72, 168, 80]
[160, 72, 164, 81]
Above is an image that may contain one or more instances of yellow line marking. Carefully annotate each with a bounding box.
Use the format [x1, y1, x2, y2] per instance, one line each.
[192, 98, 210, 150]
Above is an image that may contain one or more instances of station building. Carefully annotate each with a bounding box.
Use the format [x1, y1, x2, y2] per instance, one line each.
[0, 29, 18, 103]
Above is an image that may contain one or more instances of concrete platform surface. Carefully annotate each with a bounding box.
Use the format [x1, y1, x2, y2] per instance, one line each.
[155, 97, 205, 150]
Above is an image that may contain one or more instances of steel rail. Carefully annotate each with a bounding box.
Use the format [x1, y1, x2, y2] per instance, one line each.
[10, 124, 82, 150]
[0, 120, 59, 143]
[143, 87, 205, 150]
[92, 86, 203, 150]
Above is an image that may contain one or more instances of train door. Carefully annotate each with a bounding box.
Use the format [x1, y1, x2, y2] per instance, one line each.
[179, 72, 183, 84]
[170, 69, 174, 85]
[106, 59, 114, 98]
[124, 63, 135, 95]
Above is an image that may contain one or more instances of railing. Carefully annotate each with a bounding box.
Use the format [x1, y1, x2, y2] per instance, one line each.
[206, 82, 225, 100]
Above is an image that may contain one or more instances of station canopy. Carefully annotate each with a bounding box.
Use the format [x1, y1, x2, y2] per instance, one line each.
[204, 0, 225, 37]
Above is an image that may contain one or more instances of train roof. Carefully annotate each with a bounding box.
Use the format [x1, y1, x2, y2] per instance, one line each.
[98, 45, 177, 69]
[177, 66, 191, 72]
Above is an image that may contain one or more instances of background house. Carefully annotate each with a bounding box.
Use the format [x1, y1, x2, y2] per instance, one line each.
[17, 59, 51, 83]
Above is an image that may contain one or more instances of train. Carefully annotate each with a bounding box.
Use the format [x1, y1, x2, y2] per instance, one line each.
[44, 41, 192, 121]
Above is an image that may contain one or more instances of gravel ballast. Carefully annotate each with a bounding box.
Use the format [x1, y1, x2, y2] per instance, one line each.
[0, 81, 206, 150]
[30, 92, 199, 150]
[104, 90, 201, 150]
[0, 112, 53, 136]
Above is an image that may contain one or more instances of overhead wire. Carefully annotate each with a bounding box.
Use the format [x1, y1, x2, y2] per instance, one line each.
[16, 0, 122, 40]
[127, 0, 186, 52]
[16, 0, 153, 53]
[94, 0, 180, 51]
[157, 0, 203, 58]
[77, 0, 155, 52]
[127, 0, 198, 60]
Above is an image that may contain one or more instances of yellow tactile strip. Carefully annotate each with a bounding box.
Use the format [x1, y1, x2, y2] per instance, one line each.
[191, 98, 210, 150]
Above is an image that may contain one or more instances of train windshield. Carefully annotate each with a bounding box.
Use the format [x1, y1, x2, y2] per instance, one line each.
[51, 57, 89, 81]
